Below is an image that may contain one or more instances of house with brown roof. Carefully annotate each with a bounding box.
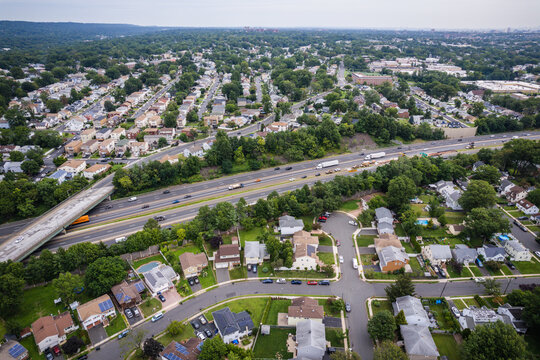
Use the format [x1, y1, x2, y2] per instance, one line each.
[81, 139, 99, 156]
[58, 159, 86, 175]
[506, 185, 527, 204]
[31, 312, 78, 353]
[64, 140, 82, 155]
[111, 280, 144, 309]
[213, 244, 241, 269]
[292, 230, 319, 250]
[287, 297, 324, 326]
[83, 163, 110, 179]
[291, 243, 322, 271]
[99, 139, 116, 156]
[179, 252, 208, 278]
[374, 233, 402, 251]
[159, 337, 202, 360]
[77, 294, 116, 330]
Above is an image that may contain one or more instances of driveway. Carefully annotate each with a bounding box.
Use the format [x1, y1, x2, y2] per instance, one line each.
[318, 245, 334, 253]
[88, 325, 108, 345]
[358, 247, 376, 254]
[125, 306, 142, 325]
[358, 229, 378, 236]
[216, 268, 230, 283]
[323, 316, 342, 328]
[189, 282, 202, 292]
[161, 288, 181, 308]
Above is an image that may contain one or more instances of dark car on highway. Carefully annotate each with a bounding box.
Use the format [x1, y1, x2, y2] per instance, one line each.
[285, 166, 292, 170]
[163, 190, 170, 194]
[261, 279, 273, 284]
[291, 280, 302, 285]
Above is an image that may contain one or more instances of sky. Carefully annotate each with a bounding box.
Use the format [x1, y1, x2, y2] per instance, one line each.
[1, 0, 539, 30]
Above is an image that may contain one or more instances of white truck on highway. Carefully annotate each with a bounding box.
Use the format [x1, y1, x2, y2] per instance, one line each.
[364, 152, 385, 160]
[316, 159, 339, 169]
[228, 183, 244, 190]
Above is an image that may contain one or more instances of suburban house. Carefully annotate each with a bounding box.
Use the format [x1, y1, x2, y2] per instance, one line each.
[504, 240, 532, 261]
[0, 339, 29, 360]
[129, 142, 149, 157]
[48, 169, 69, 184]
[95, 128, 112, 140]
[400, 325, 439, 360]
[83, 163, 110, 179]
[77, 295, 116, 330]
[497, 304, 528, 333]
[447, 224, 465, 236]
[58, 159, 86, 175]
[144, 264, 179, 295]
[31, 312, 78, 353]
[81, 139, 99, 156]
[472, 161, 485, 171]
[110, 127, 126, 140]
[244, 241, 269, 265]
[506, 186, 527, 203]
[516, 199, 539, 215]
[179, 252, 208, 278]
[111, 280, 145, 310]
[295, 319, 326, 360]
[451, 244, 478, 265]
[459, 307, 505, 331]
[477, 245, 507, 262]
[292, 230, 319, 250]
[64, 140, 82, 155]
[159, 337, 203, 360]
[375, 207, 394, 235]
[182, 144, 204, 158]
[278, 215, 304, 236]
[433, 180, 462, 210]
[421, 244, 452, 266]
[212, 307, 253, 344]
[99, 139, 116, 156]
[499, 179, 515, 195]
[393, 296, 432, 327]
[378, 246, 409, 272]
[213, 244, 241, 269]
[374, 233, 402, 251]
[287, 297, 324, 326]
[3, 161, 23, 173]
[114, 139, 130, 156]
[80, 128, 96, 142]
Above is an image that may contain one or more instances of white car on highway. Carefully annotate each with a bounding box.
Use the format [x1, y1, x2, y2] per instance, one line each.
[289, 178, 296, 181]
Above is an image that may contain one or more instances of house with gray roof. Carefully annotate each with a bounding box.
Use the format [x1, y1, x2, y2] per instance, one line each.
[499, 179, 515, 195]
[393, 296, 433, 327]
[295, 319, 326, 360]
[375, 207, 394, 235]
[400, 325, 439, 360]
[212, 307, 253, 344]
[279, 215, 304, 236]
[378, 246, 409, 272]
[472, 161, 485, 171]
[477, 245, 506, 262]
[244, 241, 269, 265]
[421, 244, 452, 266]
[504, 240, 531, 261]
[497, 304, 528, 334]
[459, 307, 504, 331]
[451, 244, 477, 265]
[143, 264, 178, 295]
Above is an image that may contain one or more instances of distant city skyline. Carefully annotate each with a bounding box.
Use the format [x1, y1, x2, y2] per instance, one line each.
[1, 0, 539, 30]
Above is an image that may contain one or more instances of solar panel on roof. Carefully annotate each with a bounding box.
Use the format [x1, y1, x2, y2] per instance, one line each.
[98, 299, 113, 312]
[164, 353, 181, 360]
[134, 282, 145, 292]
[196, 342, 204, 351]
[174, 342, 189, 355]
[8, 343, 26, 357]
[115, 293, 122, 301]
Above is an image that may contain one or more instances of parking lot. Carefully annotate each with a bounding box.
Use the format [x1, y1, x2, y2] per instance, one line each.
[190, 315, 218, 340]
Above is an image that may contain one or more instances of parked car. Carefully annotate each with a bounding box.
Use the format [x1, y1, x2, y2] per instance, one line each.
[151, 312, 163, 322]
[124, 308, 133, 319]
[247, 264, 252, 271]
[474, 277, 486, 283]
[518, 216, 529, 221]
[52, 345, 61, 356]
[188, 278, 195, 286]
[262, 279, 273, 284]
[307, 281, 318, 285]
[348, 220, 358, 226]
[317, 216, 326, 223]
[507, 262, 516, 270]
[118, 330, 130, 339]
[199, 315, 207, 325]
[451, 307, 460, 317]
[318, 280, 330, 285]
[285, 166, 292, 170]
[158, 294, 166, 302]
[291, 280, 302, 285]
[132, 308, 140, 317]
[163, 190, 170, 194]
[276, 278, 287, 284]
[194, 276, 199, 284]
[197, 332, 206, 340]
[76, 356, 88, 360]
[535, 251, 540, 258]
[191, 320, 200, 329]
[252, 265, 257, 273]
[205, 329, 213, 338]
[46, 353, 53, 360]
[339, 256, 344, 264]
[345, 303, 351, 312]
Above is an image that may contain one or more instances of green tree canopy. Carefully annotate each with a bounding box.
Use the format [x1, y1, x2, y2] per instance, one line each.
[367, 310, 396, 342]
[84, 257, 127, 297]
[459, 180, 497, 212]
[461, 321, 528, 360]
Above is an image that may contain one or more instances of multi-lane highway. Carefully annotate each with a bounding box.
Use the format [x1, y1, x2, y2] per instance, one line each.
[37, 131, 540, 254]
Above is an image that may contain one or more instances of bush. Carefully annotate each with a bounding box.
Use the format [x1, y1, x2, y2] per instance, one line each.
[474, 294, 488, 307]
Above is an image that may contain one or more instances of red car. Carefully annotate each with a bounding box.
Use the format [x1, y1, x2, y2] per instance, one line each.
[52, 345, 61, 355]
[307, 281, 318, 285]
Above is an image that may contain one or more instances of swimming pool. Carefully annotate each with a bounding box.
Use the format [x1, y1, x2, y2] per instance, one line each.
[138, 261, 160, 273]
[416, 220, 429, 226]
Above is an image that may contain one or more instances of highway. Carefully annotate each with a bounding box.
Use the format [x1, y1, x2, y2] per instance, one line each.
[36, 131, 540, 254]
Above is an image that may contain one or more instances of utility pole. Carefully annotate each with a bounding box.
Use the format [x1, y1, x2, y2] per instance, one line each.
[504, 277, 513, 294]
[440, 279, 449, 298]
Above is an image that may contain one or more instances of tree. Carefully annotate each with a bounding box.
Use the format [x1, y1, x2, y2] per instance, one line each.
[330, 351, 362, 360]
[483, 278, 501, 296]
[157, 137, 168, 148]
[387, 176, 417, 213]
[198, 336, 228, 360]
[0, 274, 25, 316]
[21, 159, 40, 176]
[464, 208, 510, 242]
[472, 165, 500, 185]
[167, 320, 186, 336]
[53, 156, 68, 167]
[459, 180, 497, 212]
[526, 189, 540, 207]
[84, 257, 127, 297]
[61, 336, 85, 355]
[373, 341, 408, 360]
[385, 274, 415, 302]
[143, 337, 164, 359]
[46, 99, 64, 113]
[52, 272, 83, 304]
[395, 309, 407, 325]
[327, 298, 345, 313]
[104, 100, 116, 112]
[367, 310, 396, 342]
[144, 218, 161, 231]
[9, 151, 24, 161]
[461, 321, 527, 360]
[471, 102, 485, 117]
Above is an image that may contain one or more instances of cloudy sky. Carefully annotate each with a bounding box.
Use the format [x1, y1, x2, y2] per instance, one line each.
[1, 0, 539, 30]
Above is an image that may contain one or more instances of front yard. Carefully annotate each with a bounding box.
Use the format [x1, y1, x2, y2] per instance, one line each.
[325, 328, 345, 347]
[229, 266, 247, 280]
[253, 327, 294, 359]
[140, 298, 162, 317]
[357, 235, 375, 247]
[198, 266, 217, 288]
[105, 313, 127, 336]
[513, 258, 540, 274]
[265, 299, 292, 325]
[318, 252, 335, 265]
[204, 297, 269, 325]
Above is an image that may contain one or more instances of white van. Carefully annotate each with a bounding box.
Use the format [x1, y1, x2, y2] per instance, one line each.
[352, 258, 358, 269]
[151, 312, 163, 322]
[128, 197, 137, 202]
[115, 237, 127, 243]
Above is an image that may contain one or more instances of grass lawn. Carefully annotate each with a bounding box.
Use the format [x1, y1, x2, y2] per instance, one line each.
[463, 298, 480, 308]
[432, 334, 461, 360]
[444, 211, 465, 224]
[360, 254, 375, 265]
[199, 266, 217, 288]
[176, 278, 193, 297]
[402, 241, 416, 253]
[501, 265, 513, 276]
[229, 266, 247, 280]
[253, 327, 294, 359]
[319, 252, 335, 265]
[239, 226, 265, 247]
[140, 298, 162, 317]
[357, 235, 375, 247]
[447, 265, 467, 278]
[526, 225, 540, 234]
[5, 283, 65, 328]
[429, 303, 454, 330]
[452, 299, 468, 310]
[20, 335, 45, 360]
[371, 300, 392, 317]
[326, 328, 345, 347]
[468, 265, 482, 277]
[105, 313, 127, 336]
[300, 215, 315, 227]
[318, 235, 333, 246]
[409, 257, 423, 272]
[133, 254, 165, 270]
[205, 297, 269, 325]
[513, 258, 540, 274]
[364, 271, 401, 280]
[395, 223, 407, 236]
[158, 326, 195, 346]
[340, 200, 359, 211]
[268, 269, 332, 279]
[318, 298, 342, 317]
[265, 299, 291, 325]
[421, 227, 450, 238]
[170, 244, 201, 258]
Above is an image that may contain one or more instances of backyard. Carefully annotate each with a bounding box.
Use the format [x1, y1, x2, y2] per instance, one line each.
[238, 226, 265, 246]
[20, 335, 45, 360]
[253, 327, 294, 359]
[318, 252, 335, 265]
[204, 297, 269, 325]
[132, 254, 166, 270]
[339, 200, 359, 211]
[432, 333, 462, 360]
[140, 298, 162, 317]
[265, 299, 291, 325]
[325, 328, 345, 347]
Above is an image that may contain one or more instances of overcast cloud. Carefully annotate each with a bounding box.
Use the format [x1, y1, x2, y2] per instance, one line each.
[1, 0, 539, 30]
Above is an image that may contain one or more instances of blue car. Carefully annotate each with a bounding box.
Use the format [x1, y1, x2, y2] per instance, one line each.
[318, 280, 330, 285]
[261, 279, 273, 284]
[291, 280, 302, 285]
[172, 200, 180, 204]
